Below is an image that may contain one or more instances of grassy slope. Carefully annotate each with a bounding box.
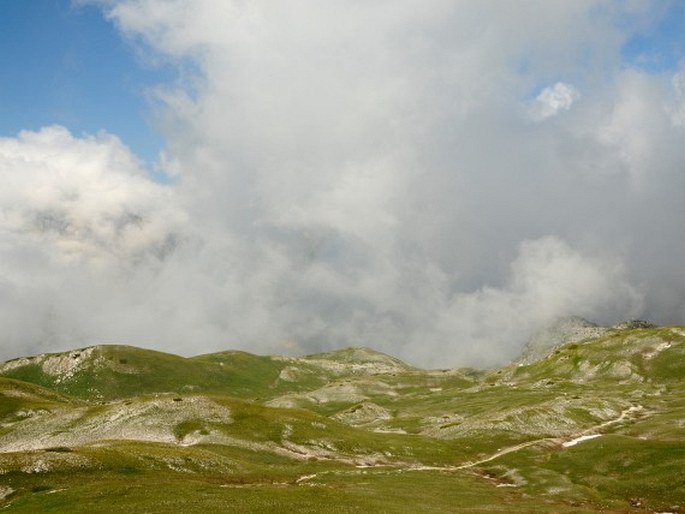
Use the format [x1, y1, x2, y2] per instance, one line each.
[0, 326, 683, 512]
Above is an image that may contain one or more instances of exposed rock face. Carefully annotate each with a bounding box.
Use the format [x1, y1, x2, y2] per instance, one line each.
[611, 320, 656, 330]
[332, 401, 392, 426]
[0, 325, 682, 512]
[0, 395, 233, 453]
[302, 347, 412, 374]
[517, 317, 606, 364]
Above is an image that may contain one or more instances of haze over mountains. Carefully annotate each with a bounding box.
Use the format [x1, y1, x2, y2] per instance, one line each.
[2, 2, 685, 368]
[0, 323, 683, 512]
[3, 4, 684, 509]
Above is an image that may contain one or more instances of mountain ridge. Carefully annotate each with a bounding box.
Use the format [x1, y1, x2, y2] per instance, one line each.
[0, 324, 683, 512]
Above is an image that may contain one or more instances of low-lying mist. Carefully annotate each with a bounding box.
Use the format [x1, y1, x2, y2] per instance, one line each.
[1, 1, 684, 367]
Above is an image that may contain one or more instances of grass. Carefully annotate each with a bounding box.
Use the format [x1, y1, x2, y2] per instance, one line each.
[1, 454, 622, 513]
[0, 325, 683, 512]
[547, 435, 685, 511]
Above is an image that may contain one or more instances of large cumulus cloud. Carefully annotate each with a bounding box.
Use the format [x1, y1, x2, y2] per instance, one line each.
[0, 126, 183, 356]
[2, 1, 684, 366]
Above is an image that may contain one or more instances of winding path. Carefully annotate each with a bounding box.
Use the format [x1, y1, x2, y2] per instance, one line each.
[296, 404, 646, 483]
[453, 404, 644, 470]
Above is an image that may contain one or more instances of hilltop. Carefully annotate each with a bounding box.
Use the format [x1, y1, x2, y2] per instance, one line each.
[0, 324, 683, 512]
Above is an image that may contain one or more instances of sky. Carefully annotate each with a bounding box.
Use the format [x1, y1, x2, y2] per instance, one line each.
[1, 0, 685, 368]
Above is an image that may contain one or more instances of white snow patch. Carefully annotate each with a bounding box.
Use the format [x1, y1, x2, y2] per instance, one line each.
[562, 434, 602, 447]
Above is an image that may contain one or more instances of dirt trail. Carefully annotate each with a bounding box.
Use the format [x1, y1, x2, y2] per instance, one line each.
[455, 404, 644, 470]
[295, 404, 646, 483]
[453, 438, 557, 470]
[453, 404, 644, 470]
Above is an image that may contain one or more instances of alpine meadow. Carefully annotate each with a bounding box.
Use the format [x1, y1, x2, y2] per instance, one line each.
[1, 1, 685, 512]
[0, 321, 684, 511]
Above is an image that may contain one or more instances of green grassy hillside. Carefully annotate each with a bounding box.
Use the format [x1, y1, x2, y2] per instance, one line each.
[0, 325, 683, 512]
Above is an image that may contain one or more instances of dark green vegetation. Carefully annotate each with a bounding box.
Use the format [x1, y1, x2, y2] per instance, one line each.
[0, 325, 683, 512]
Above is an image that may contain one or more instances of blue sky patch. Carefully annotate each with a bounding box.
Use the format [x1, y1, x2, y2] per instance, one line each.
[0, 0, 174, 166]
[620, 2, 685, 73]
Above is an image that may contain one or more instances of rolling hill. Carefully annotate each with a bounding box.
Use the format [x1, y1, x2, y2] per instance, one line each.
[0, 324, 683, 512]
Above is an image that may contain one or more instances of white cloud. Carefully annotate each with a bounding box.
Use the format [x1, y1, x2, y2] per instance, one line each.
[671, 71, 685, 126]
[407, 237, 643, 367]
[0, 126, 184, 263]
[529, 82, 581, 121]
[0, 126, 185, 355]
[3, 1, 685, 367]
